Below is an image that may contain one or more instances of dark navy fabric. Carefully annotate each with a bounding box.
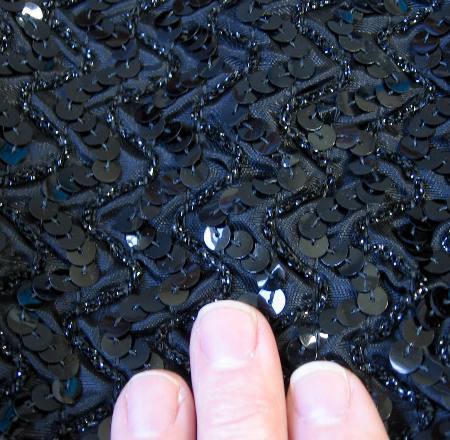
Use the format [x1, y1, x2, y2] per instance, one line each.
[0, 0, 449, 438]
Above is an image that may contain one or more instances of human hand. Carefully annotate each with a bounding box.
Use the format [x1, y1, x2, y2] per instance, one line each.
[111, 300, 388, 439]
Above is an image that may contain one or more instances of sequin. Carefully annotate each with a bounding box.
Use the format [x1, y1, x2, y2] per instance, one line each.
[389, 340, 423, 374]
[258, 288, 286, 315]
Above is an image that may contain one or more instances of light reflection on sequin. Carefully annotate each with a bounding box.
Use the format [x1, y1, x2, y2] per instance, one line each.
[22, 2, 44, 20]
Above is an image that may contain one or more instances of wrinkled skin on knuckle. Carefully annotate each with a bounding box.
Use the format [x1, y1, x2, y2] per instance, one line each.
[197, 373, 279, 440]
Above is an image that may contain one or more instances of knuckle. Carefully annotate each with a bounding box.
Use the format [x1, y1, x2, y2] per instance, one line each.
[198, 378, 276, 440]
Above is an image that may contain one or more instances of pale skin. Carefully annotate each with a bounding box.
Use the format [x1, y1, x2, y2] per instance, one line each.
[111, 300, 389, 440]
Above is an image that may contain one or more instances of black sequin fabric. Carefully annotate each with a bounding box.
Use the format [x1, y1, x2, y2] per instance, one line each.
[0, 0, 449, 438]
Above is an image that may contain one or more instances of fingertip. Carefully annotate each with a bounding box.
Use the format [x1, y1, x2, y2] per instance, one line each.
[111, 370, 195, 440]
[190, 299, 276, 356]
[289, 361, 351, 427]
[195, 299, 259, 321]
[287, 361, 388, 440]
[189, 300, 287, 440]
[190, 300, 259, 370]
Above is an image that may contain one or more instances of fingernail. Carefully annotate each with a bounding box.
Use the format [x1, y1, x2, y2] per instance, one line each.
[197, 300, 258, 369]
[126, 371, 181, 438]
[290, 361, 351, 426]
